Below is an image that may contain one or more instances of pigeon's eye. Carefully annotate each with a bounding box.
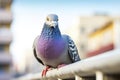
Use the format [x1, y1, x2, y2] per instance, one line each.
[47, 18, 49, 21]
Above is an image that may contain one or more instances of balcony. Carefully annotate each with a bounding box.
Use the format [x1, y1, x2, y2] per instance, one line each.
[0, 10, 12, 24]
[0, 72, 12, 80]
[0, 52, 12, 65]
[0, 0, 12, 5]
[0, 28, 12, 44]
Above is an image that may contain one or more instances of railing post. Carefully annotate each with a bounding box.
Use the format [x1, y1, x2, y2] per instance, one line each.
[75, 75, 82, 80]
[58, 78, 62, 80]
[75, 75, 95, 80]
[96, 71, 104, 80]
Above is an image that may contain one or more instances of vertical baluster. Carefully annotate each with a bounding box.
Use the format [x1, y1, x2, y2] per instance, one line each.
[58, 78, 62, 80]
[96, 71, 104, 80]
[75, 75, 82, 80]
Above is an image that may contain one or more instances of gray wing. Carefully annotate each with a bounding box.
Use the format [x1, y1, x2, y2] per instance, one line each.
[33, 36, 44, 65]
[67, 36, 80, 62]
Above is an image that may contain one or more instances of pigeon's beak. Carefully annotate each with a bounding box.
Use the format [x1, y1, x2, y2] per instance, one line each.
[50, 21, 58, 28]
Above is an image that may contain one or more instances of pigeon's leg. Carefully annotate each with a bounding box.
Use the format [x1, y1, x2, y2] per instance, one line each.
[57, 64, 67, 68]
[42, 66, 51, 77]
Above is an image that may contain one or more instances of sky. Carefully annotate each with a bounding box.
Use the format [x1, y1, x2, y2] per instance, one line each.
[10, 0, 120, 71]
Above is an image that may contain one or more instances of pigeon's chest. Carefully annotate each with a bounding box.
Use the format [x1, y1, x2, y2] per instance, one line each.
[37, 38, 66, 60]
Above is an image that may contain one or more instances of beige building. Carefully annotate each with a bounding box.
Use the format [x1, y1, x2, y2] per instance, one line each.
[79, 15, 120, 58]
[0, 0, 13, 80]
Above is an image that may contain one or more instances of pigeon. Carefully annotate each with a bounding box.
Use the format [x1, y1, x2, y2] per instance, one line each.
[33, 14, 80, 76]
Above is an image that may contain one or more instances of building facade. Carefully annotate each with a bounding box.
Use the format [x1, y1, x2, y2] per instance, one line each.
[0, 0, 13, 80]
[79, 15, 120, 58]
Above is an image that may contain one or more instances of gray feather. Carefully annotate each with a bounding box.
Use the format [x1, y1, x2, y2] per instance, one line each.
[67, 36, 80, 62]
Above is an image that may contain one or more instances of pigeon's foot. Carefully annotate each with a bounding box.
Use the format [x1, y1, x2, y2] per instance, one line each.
[57, 64, 67, 68]
[42, 66, 51, 77]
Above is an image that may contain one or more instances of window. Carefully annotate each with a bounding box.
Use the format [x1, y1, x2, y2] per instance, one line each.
[80, 44, 86, 51]
[0, 65, 9, 73]
[0, 44, 5, 52]
[80, 27, 85, 34]
[0, 4, 5, 9]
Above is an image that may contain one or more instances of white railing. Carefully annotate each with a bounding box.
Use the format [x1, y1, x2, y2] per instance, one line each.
[17, 49, 120, 80]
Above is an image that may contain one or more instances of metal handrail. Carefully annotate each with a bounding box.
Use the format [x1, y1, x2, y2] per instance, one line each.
[17, 49, 120, 80]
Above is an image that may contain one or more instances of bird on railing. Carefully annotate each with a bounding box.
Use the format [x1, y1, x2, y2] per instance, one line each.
[33, 14, 80, 77]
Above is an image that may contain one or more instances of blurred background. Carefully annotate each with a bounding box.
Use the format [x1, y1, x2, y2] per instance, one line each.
[0, 0, 120, 79]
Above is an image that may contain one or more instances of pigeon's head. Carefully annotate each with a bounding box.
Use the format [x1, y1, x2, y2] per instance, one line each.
[45, 14, 58, 28]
